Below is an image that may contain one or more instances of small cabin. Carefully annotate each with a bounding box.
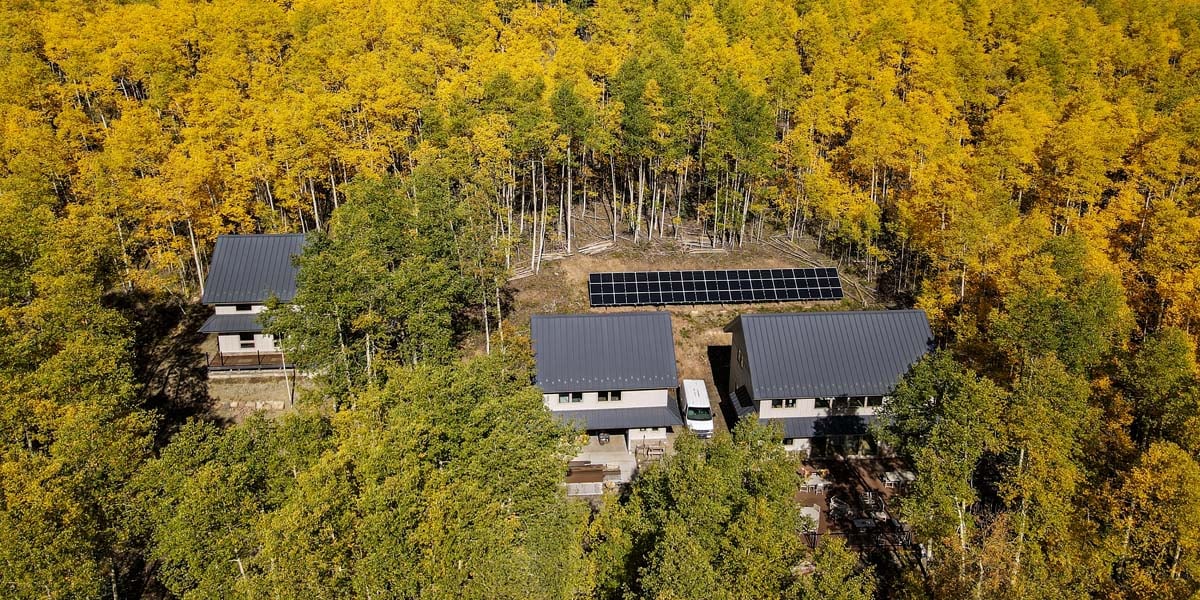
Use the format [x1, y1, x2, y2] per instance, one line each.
[725, 310, 933, 456]
[199, 234, 305, 372]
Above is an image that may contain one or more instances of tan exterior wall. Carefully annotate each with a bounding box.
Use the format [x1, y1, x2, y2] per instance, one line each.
[214, 303, 267, 315]
[217, 333, 279, 354]
[758, 398, 883, 419]
[543, 388, 669, 411]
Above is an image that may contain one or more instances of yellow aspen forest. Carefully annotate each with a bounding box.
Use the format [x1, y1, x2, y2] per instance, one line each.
[0, 0, 1198, 598]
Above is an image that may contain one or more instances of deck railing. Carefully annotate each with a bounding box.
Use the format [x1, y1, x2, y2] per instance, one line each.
[206, 351, 290, 371]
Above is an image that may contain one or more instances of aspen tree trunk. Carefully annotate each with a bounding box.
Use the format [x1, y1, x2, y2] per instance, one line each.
[529, 161, 538, 272]
[711, 175, 720, 246]
[1012, 446, 1027, 587]
[610, 154, 619, 240]
[739, 176, 752, 247]
[329, 165, 339, 209]
[659, 175, 668, 238]
[495, 286, 504, 344]
[634, 158, 645, 243]
[566, 144, 574, 252]
[675, 164, 688, 237]
[309, 179, 322, 230]
[870, 163, 877, 204]
[482, 290, 491, 354]
[957, 498, 968, 579]
[281, 348, 293, 406]
[519, 169, 527, 236]
[581, 148, 589, 218]
[537, 160, 549, 272]
[557, 162, 565, 239]
[114, 216, 133, 291]
[187, 219, 205, 296]
[264, 177, 276, 213]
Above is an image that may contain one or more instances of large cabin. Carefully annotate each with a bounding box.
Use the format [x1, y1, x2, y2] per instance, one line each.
[531, 312, 683, 486]
[199, 234, 305, 372]
[725, 310, 933, 457]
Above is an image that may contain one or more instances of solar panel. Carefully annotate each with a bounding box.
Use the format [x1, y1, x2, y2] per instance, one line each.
[588, 268, 844, 307]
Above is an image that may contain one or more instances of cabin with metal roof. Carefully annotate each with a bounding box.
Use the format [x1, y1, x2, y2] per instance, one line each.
[724, 310, 933, 456]
[199, 234, 305, 372]
[531, 312, 684, 488]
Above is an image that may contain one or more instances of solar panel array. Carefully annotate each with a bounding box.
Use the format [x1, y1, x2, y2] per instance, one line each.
[588, 268, 844, 307]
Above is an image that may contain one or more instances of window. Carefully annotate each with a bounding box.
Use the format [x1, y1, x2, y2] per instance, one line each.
[609, 390, 622, 402]
[771, 399, 783, 408]
[235, 304, 253, 312]
[867, 396, 884, 407]
[815, 397, 830, 408]
[570, 392, 583, 403]
[736, 348, 745, 368]
[784, 398, 797, 408]
[783, 438, 795, 445]
[558, 393, 570, 404]
[238, 333, 255, 349]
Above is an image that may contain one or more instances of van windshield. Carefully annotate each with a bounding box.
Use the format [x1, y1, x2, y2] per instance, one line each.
[687, 407, 713, 421]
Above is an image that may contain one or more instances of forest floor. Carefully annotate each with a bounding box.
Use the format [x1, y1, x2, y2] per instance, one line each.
[499, 226, 885, 436]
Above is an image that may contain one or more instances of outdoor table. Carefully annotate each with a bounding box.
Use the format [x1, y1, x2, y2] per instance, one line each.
[802, 473, 830, 493]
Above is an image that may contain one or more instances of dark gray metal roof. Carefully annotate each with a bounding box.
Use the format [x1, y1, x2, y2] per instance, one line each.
[201, 234, 306, 305]
[199, 313, 264, 333]
[552, 397, 685, 430]
[531, 312, 678, 393]
[761, 415, 878, 438]
[727, 310, 932, 399]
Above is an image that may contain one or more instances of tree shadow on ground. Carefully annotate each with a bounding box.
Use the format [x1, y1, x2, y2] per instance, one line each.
[707, 345, 743, 431]
[106, 290, 225, 447]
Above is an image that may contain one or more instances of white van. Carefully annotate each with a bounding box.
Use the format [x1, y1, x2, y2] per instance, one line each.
[680, 379, 715, 439]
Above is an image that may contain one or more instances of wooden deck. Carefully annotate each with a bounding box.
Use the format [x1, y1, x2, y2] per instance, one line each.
[207, 351, 290, 371]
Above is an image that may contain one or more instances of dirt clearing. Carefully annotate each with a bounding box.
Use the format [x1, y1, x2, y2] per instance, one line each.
[508, 237, 878, 434]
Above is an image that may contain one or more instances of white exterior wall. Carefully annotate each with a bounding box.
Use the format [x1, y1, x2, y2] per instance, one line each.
[543, 388, 669, 411]
[758, 398, 883, 419]
[217, 333, 279, 354]
[782, 438, 811, 453]
[214, 303, 267, 315]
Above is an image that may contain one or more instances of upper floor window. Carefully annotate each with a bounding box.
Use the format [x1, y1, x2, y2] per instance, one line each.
[815, 397, 831, 409]
[771, 399, 783, 408]
[867, 396, 884, 407]
[784, 398, 797, 408]
[558, 393, 570, 404]
[599, 390, 622, 402]
[238, 333, 255, 349]
[736, 347, 745, 368]
[235, 304, 253, 312]
[571, 392, 583, 403]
